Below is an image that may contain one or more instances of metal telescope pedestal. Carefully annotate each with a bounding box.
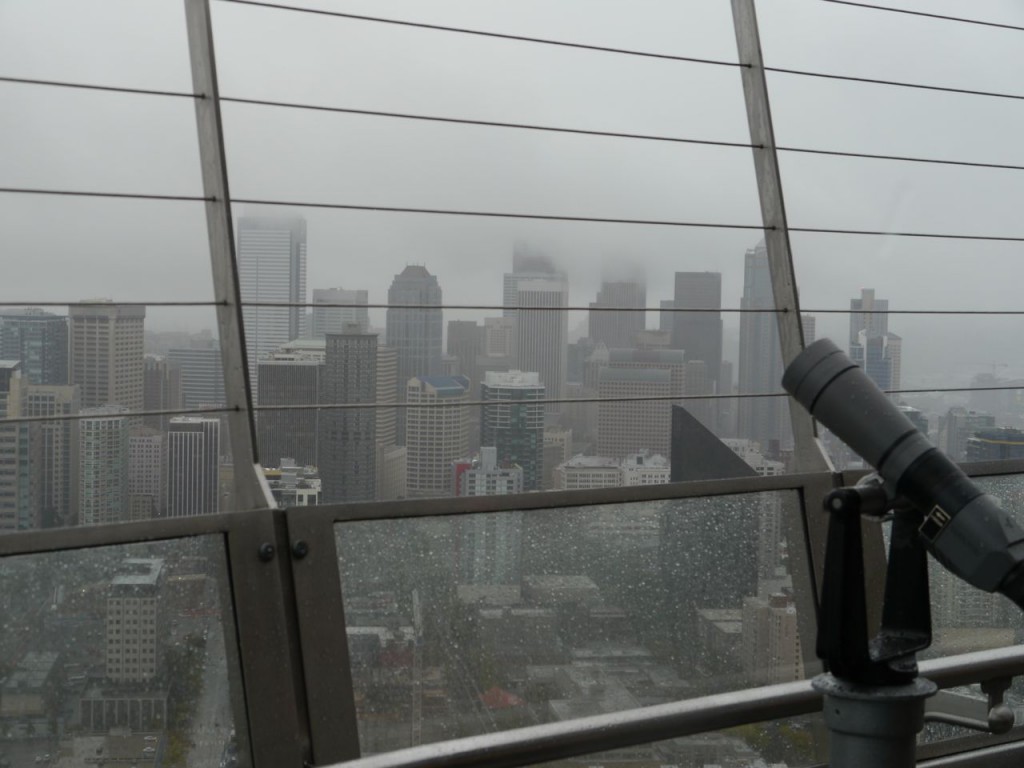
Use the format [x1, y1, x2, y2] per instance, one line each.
[815, 675, 936, 768]
[813, 479, 1015, 765]
[813, 478, 948, 767]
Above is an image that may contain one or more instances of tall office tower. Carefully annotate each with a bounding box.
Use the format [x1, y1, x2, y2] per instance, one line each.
[375, 344, 407, 501]
[405, 376, 469, 498]
[318, 332, 377, 503]
[938, 407, 995, 462]
[737, 243, 788, 455]
[142, 356, 183, 431]
[22, 383, 80, 528]
[237, 216, 308, 394]
[567, 338, 597, 385]
[515, 276, 568, 415]
[849, 288, 888, 348]
[0, 364, 37, 531]
[480, 371, 545, 491]
[69, 302, 145, 412]
[166, 417, 220, 518]
[848, 289, 902, 395]
[483, 316, 516, 358]
[0, 308, 68, 385]
[658, 299, 676, 333]
[257, 346, 324, 468]
[850, 329, 901, 391]
[168, 342, 225, 408]
[79, 405, 130, 526]
[670, 272, 723, 396]
[502, 244, 559, 317]
[311, 287, 369, 337]
[106, 557, 165, 684]
[588, 280, 647, 349]
[597, 367, 672, 460]
[447, 320, 485, 385]
[592, 348, 687, 460]
[386, 265, 443, 441]
[128, 427, 164, 521]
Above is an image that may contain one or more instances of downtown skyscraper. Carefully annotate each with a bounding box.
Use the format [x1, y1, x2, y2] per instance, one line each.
[849, 288, 902, 393]
[480, 371, 545, 491]
[669, 272, 722, 396]
[78, 405, 130, 526]
[0, 308, 68, 385]
[514, 275, 568, 415]
[737, 243, 788, 455]
[588, 280, 646, 349]
[406, 375, 469, 498]
[166, 417, 220, 518]
[69, 301, 145, 412]
[311, 287, 369, 337]
[386, 265, 443, 442]
[237, 216, 308, 395]
[318, 332, 378, 503]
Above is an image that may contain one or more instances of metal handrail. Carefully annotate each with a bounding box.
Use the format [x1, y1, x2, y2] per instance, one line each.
[328, 646, 1024, 768]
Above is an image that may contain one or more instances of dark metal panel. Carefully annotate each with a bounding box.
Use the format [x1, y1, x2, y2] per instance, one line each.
[225, 509, 310, 767]
[730, 0, 829, 476]
[0, 510, 252, 556]
[302, 471, 833, 524]
[286, 510, 362, 763]
[183, 0, 275, 512]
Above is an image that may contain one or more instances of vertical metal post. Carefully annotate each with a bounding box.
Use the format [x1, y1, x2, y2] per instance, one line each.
[224, 509, 313, 767]
[288, 510, 363, 763]
[730, 0, 830, 477]
[183, 0, 275, 512]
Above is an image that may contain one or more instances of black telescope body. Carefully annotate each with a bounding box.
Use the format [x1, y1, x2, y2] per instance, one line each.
[783, 338, 1024, 609]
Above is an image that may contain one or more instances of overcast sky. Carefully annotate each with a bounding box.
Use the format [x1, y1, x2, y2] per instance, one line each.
[2, 0, 1024, 393]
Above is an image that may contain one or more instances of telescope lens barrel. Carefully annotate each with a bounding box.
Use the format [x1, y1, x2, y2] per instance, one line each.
[783, 339, 1024, 605]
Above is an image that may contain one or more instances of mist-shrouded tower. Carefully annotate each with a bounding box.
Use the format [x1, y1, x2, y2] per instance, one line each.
[670, 272, 722, 396]
[589, 279, 646, 349]
[737, 242, 792, 455]
[237, 216, 308, 396]
[386, 266, 443, 443]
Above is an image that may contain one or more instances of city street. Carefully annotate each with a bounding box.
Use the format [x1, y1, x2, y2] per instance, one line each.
[186, 619, 233, 768]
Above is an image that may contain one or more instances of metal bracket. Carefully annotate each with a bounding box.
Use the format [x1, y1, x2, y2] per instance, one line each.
[924, 677, 1015, 734]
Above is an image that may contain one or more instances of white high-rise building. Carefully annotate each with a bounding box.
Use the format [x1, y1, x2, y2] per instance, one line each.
[166, 417, 220, 518]
[514, 277, 568, 414]
[237, 216, 308, 395]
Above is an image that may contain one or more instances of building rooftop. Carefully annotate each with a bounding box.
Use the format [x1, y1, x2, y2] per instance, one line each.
[2, 651, 59, 691]
[111, 558, 165, 587]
